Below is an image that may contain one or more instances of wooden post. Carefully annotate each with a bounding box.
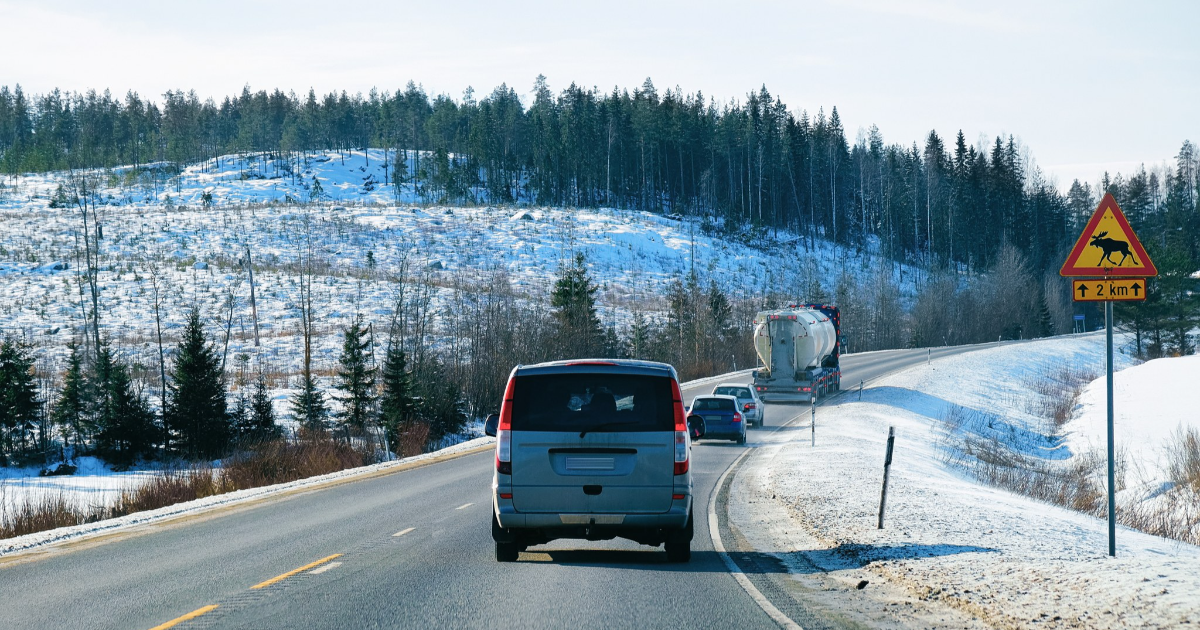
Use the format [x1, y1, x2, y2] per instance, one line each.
[878, 426, 895, 529]
[859, 379, 864, 401]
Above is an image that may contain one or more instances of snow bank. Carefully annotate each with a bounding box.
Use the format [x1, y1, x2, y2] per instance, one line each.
[1072, 353, 1200, 488]
[740, 335, 1200, 629]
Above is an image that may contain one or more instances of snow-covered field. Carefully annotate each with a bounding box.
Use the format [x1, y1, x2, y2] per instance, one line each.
[0, 149, 899, 378]
[734, 335, 1200, 629]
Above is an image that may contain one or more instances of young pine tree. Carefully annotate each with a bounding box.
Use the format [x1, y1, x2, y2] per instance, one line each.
[93, 341, 156, 467]
[378, 342, 416, 453]
[290, 373, 328, 434]
[334, 316, 376, 432]
[0, 336, 42, 464]
[52, 342, 93, 455]
[246, 375, 280, 442]
[551, 252, 603, 358]
[167, 308, 230, 459]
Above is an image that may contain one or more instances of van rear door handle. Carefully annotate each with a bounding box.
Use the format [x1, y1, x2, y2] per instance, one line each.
[583, 485, 603, 496]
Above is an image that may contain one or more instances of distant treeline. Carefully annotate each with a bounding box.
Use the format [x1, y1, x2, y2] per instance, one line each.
[0, 79, 1197, 276]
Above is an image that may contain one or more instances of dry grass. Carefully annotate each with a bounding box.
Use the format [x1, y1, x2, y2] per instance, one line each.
[0, 485, 97, 539]
[941, 405, 1109, 516]
[1, 437, 373, 541]
[1020, 362, 1099, 431]
[941, 406, 1200, 546]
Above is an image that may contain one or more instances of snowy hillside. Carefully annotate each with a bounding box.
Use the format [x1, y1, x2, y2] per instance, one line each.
[0, 149, 905, 380]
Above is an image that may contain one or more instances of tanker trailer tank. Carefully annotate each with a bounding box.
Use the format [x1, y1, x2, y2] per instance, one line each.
[751, 307, 840, 403]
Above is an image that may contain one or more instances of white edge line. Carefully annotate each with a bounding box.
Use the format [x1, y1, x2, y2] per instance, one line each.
[392, 528, 415, 537]
[307, 561, 342, 575]
[709, 415, 804, 630]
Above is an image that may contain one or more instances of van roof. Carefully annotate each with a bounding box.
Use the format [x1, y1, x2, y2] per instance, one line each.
[516, 359, 678, 380]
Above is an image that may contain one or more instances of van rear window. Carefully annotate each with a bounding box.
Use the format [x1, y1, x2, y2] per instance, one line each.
[510, 373, 674, 432]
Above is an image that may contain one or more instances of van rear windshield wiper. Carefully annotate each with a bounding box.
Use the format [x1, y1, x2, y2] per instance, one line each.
[580, 421, 642, 438]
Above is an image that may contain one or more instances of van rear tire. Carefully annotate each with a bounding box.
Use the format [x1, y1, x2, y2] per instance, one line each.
[665, 540, 691, 562]
[496, 541, 519, 562]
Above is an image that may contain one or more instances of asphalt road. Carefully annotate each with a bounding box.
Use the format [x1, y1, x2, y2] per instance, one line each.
[0, 344, 991, 630]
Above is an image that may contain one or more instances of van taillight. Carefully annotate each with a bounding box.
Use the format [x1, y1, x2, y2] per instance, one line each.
[671, 380, 688, 475]
[496, 377, 515, 474]
[674, 430, 689, 475]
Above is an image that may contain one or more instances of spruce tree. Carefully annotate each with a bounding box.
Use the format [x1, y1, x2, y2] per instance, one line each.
[334, 316, 376, 432]
[0, 336, 41, 464]
[52, 342, 92, 454]
[550, 252, 603, 357]
[378, 342, 415, 452]
[93, 341, 155, 467]
[247, 375, 280, 441]
[166, 308, 229, 459]
[290, 372, 328, 434]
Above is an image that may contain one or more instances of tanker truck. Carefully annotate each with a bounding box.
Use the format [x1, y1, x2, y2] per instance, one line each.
[751, 303, 842, 403]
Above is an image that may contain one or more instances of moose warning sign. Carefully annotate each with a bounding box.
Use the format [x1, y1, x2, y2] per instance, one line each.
[1060, 193, 1157, 277]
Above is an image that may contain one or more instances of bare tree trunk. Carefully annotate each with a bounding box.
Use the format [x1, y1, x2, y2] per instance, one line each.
[150, 267, 170, 451]
[245, 245, 260, 346]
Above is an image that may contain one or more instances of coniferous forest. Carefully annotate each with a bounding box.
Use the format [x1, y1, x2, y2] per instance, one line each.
[2, 79, 1197, 281]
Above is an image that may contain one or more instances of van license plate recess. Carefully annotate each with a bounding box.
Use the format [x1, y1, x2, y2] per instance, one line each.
[566, 457, 615, 471]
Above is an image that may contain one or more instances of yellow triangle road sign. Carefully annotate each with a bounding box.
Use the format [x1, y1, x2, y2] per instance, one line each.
[1060, 193, 1157, 277]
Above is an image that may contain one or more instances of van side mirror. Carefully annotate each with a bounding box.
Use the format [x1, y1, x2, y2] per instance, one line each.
[687, 414, 705, 439]
[484, 414, 500, 437]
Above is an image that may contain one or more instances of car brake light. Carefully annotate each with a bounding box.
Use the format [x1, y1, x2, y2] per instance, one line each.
[496, 377, 515, 474]
[672, 494, 685, 500]
[744, 402, 755, 411]
[800, 386, 811, 392]
[732, 412, 742, 423]
[499, 493, 512, 499]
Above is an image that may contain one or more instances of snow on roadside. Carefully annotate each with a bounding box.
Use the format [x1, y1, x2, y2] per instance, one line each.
[0, 457, 159, 511]
[740, 335, 1200, 629]
[1072, 353, 1200, 495]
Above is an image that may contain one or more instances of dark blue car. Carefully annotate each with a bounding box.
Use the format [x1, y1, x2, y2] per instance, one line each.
[686, 395, 746, 444]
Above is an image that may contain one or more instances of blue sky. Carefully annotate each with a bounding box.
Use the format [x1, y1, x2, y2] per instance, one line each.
[1, 0, 1196, 189]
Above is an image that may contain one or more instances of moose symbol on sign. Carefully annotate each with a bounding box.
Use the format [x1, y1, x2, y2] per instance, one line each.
[1090, 231, 1137, 267]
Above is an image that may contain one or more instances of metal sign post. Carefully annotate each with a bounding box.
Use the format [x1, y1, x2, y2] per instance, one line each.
[1105, 300, 1115, 556]
[810, 399, 815, 447]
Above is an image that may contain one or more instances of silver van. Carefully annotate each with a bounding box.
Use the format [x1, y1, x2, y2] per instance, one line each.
[484, 360, 702, 563]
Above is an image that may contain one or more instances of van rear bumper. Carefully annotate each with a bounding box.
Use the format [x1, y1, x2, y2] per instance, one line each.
[495, 504, 690, 530]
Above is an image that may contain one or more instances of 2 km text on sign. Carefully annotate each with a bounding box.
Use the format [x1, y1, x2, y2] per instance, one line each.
[1072, 278, 1147, 302]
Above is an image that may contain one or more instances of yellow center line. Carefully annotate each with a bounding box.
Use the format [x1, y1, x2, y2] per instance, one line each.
[250, 554, 343, 590]
[147, 604, 218, 630]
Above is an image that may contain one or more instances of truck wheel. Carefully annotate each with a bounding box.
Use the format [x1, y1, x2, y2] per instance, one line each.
[496, 541, 519, 562]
